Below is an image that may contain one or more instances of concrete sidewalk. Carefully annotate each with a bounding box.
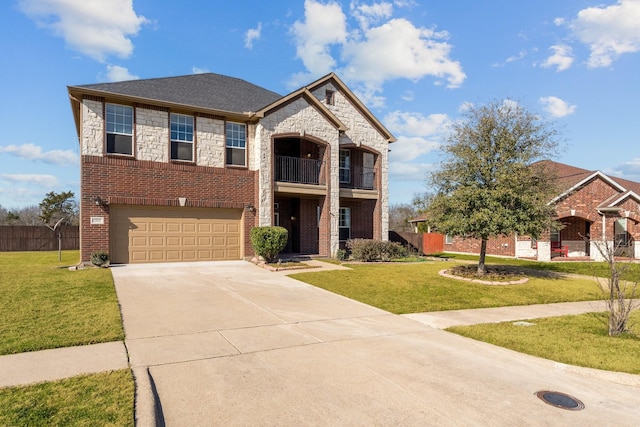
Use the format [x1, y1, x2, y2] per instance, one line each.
[0, 342, 128, 388]
[404, 300, 610, 329]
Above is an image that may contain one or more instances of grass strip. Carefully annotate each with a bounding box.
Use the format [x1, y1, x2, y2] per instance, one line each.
[0, 370, 134, 426]
[446, 311, 640, 374]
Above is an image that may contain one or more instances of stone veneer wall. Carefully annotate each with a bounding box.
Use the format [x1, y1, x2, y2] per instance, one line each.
[82, 99, 103, 156]
[196, 116, 225, 168]
[311, 83, 390, 241]
[136, 107, 169, 162]
[256, 97, 340, 256]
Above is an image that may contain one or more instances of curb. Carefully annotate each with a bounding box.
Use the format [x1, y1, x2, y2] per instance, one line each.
[132, 367, 164, 427]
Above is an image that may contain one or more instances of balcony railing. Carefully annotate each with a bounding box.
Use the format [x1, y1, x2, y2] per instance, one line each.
[340, 166, 376, 190]
[275, 155, 325, 185]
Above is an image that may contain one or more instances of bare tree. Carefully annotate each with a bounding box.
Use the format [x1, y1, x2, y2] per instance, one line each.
[591, 239, 639, 337]
[389, 203, 418, 232]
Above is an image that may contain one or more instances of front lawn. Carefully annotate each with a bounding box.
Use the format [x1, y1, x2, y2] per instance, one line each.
[447, 311, 640, 374]
[291, 261, 603, 313]
[0, 251, 124, 354]
[0, 370, 135, 426]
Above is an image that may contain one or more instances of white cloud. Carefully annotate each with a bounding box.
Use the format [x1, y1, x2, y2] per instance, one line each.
[539, 96, 576, 118]
[342, 18, 465, 89]
[245, 22, 262, 49]
[19, 0, 148, 62]
[384, 111, 449, 137]
[0, 143, 78, 165]
[192, 66, 210, 74]
[566, 0, 640, 68]
[384, 111, 449, 163]
[541, 44, 574, 71]
[351, 1, 393, 29]
[105, 65, 138, 82]
[609, 157, 640, 179]
[291, 0, 347, 76]
[401, 90, 414, 101]
[0, 174, 60, 186]
[289, 1, 465, 98]
[388, 161, 434, 182]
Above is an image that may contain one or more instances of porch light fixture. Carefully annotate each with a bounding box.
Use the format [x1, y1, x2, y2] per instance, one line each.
[245, 204, 256, 212]
[94, 196, 107, 206]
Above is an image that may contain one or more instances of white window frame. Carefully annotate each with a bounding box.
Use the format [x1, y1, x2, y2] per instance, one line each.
[339, 149, 350, 183]
[226, 122, 246, 167]
[339, 207, 351, 241]
[170, 113, 194, 161]
[615, 218, 629, 246]
[105, 103, 133, 155]
[445, 234, 453, 244]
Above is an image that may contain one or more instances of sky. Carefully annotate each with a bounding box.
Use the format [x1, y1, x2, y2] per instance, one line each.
[1, 0, 639, 210]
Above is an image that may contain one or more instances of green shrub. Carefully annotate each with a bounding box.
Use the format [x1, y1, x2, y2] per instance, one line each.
[347, 239, 408, 262]
[250, 226, 288, 263]
[90, 251, 109, 267]
[336, 248, 347, 261]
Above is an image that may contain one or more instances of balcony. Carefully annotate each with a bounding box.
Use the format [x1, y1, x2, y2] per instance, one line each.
[275, 155, 325, 185]
[340, 166, 376, 190]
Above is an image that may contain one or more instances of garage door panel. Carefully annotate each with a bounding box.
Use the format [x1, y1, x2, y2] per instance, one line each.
[198, 237, 212, 245]
[131, 236, 147, 247]
[166, 223, 181, 233]
[149, 236, 165, 247]
[110, 206, 243, 264]
[166, 236, 181, 246]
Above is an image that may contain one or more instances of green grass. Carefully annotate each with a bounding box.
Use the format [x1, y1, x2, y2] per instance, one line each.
[447, 311, 640, 374]
[290, 261, 603, 314]
[0, 251, 124, 354]
[0, 370, 135, 426]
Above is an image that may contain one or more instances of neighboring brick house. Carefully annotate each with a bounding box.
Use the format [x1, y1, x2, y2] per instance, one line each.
[410, 160, 640, 261]
[68, 73, 395, 264]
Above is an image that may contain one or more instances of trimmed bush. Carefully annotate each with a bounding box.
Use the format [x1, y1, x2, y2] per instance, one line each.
[250, 226, 288, 263]
[346, 239, 408, 262]
[90, 251, 109, 267]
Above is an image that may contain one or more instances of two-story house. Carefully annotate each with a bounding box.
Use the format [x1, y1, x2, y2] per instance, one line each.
[68, 72, 395, 264]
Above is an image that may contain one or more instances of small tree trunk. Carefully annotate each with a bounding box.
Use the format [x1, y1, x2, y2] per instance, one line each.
[477, 239, 488, 275]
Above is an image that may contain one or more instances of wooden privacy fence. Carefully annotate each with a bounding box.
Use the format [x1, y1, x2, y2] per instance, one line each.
[0, 226, 80, 251]
[390, 231, 444, 255]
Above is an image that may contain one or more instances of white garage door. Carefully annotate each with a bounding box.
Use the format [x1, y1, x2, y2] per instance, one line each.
[110, 206, 242, 264]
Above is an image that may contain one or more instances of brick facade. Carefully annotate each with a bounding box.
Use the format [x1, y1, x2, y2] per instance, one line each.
[81, 155, 256, 262]
[441, 170, 640, 261]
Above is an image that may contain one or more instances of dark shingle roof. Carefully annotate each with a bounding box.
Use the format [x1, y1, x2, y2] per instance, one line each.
[72, 73, 283, 114]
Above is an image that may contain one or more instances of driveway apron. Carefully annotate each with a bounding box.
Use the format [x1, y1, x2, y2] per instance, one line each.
[112, 261, 640, 426]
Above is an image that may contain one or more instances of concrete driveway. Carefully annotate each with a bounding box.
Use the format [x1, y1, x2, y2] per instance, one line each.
[112, 261, 640, 426]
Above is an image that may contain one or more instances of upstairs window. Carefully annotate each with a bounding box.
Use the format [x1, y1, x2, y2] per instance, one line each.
[106, 104, 133, 155]
[170, 113, 194, 161]
[339, 149, 350, 183]
[226, 122, 246, 166]
[339, 207, 351, 241]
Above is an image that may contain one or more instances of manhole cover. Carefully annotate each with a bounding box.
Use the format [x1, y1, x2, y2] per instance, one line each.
[535, 390, 585, 411]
